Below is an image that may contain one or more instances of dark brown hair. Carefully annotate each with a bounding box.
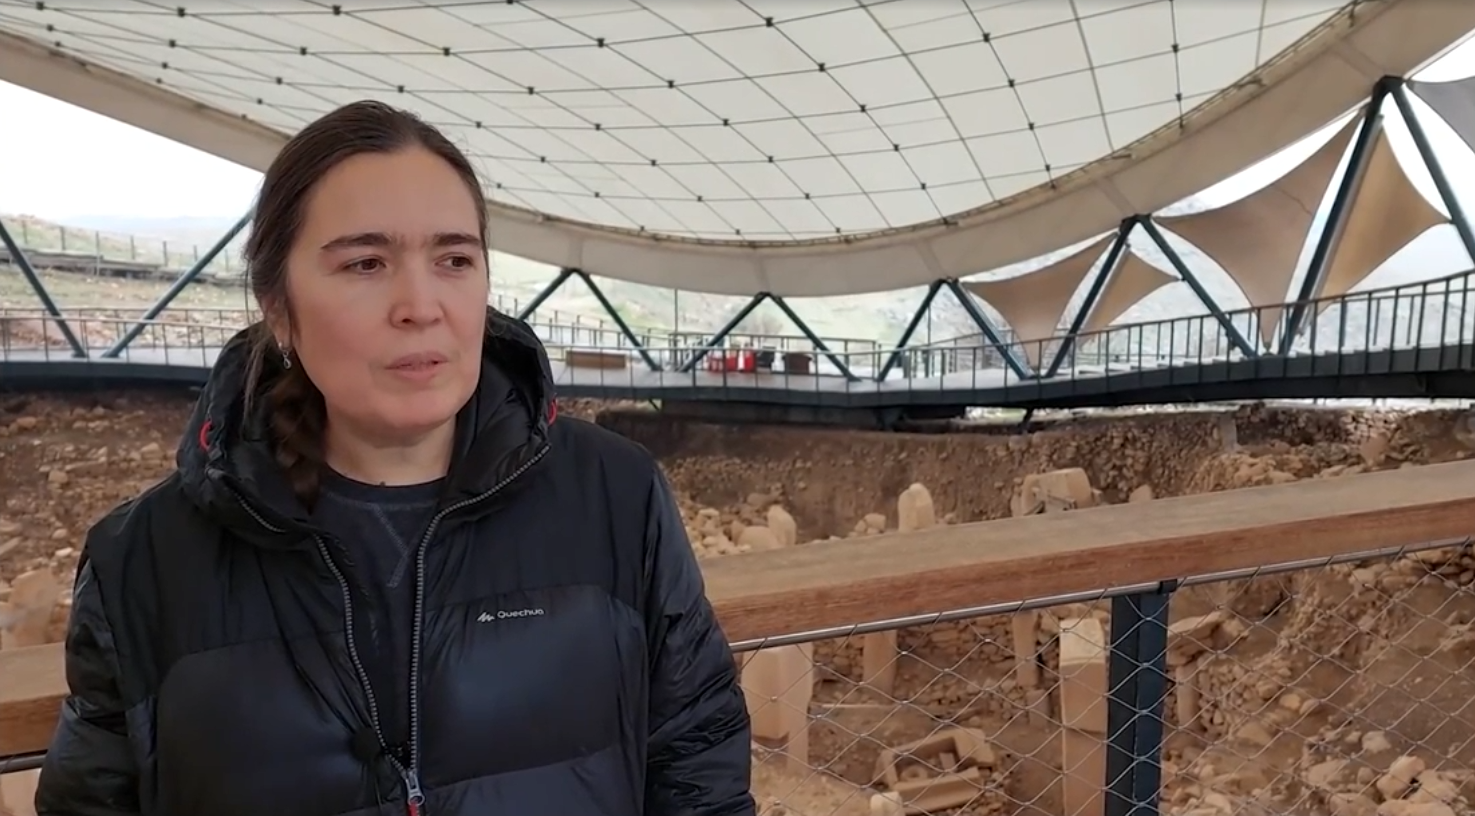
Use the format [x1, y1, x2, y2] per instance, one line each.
[243, 101, 488, 508]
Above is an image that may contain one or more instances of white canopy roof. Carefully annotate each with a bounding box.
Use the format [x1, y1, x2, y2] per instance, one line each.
[0, 0, 1470, 296]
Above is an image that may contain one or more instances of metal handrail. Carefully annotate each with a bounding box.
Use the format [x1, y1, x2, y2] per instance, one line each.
[4, 268, 1472, 389]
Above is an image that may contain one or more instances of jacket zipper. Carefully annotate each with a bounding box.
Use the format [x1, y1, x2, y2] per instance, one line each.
[227, 494, 415, 797]
[227, 439, 551, 814]
[400, 443, 548, 816]
[312, 535, 410, 801]
[235, 443, 550, 816]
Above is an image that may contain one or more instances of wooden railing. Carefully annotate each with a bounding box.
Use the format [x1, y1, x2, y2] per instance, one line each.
[6, 460, 1475, 763]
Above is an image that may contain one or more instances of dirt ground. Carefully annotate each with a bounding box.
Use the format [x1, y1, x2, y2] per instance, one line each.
[4, 393, 1475, 816]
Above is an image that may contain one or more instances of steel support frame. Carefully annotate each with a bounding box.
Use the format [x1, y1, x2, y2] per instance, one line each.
[0, 217, 87, 358]
[514, 267, 661, 371]
[678, 293, 769, 373]
[1391, 80, 1475, 267]
[570, 270, 662, 372]
[944, 278, 1032, 380]
[1138, 218, 1258, 359]
[767, 293, 859, 381]
[1104, 582, 1174, 816]
[1278, 80, 1391, 356]
[103, 212, 253, 358]
[876, 280, 944, 381]
[674, 292, 858, 380]
[512, 267, 574, 323]
[1044, 220, 1135, 379]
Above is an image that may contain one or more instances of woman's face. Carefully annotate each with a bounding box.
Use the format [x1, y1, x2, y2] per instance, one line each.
[274, 146, 490, 442]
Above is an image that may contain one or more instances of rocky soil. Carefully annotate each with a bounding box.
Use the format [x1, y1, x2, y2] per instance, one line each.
[4, 395, 1475, 816]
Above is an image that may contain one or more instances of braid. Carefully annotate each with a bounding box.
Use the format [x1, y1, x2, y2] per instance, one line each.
[266, 359, 327, 508]
[245, 325, 327, 509]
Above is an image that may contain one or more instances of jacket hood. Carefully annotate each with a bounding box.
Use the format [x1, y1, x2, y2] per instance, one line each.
[175, 308, 557, 544]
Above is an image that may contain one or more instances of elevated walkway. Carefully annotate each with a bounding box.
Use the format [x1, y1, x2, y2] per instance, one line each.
[3, 270, 1473, 425]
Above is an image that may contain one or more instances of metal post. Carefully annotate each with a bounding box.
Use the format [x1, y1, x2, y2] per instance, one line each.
[679, 293, 770, 373]
[102, 212, 252, 359]
[1104, 582, 1174, 816]
[513, 267, 574, 322]
[1016, 407, 1035, 433]
[571, 270, 662, 371]
[877, 280, 944, 381]
[1278, 82, 1390, 356]
[1045, 220, 1134, 378]
[0, 217, 87, 358]
[944, 279, 1031, 380]
[1391, 81, 1475, 264]
[1137, 219, 1257, 359]
[766, 294, 859, 381]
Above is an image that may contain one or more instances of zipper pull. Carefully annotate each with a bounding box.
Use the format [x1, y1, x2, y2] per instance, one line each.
[401, 768, 426, 816]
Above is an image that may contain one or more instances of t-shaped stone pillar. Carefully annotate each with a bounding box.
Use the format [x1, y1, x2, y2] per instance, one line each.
[1059, 617, 1108, 816]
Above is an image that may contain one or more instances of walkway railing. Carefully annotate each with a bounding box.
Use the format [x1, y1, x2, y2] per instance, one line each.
[0, 217, 247, 280]
[0, 306, 884, 373]
[3, 268, 1472, 398]
[904, 268, 1475, 380]
[6, 461, 1475, 816]
[0, 223, 885, 356]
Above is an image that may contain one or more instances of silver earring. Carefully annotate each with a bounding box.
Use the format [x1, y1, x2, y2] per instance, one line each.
[280, 346, 293, 370]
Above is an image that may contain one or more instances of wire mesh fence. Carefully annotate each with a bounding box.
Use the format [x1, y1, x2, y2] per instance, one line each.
[732, 539, 1475, 816]
[1158, 543, 1475, 816]
[6, 539, 1475, 816]
[734, 593, 1125, 816]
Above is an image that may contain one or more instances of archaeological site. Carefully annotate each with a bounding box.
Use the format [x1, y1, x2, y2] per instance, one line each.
[3, 394, 1474, 816]
[10, 4, 1475, 815]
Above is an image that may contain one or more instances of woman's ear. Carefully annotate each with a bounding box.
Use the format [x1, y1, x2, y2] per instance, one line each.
[260, 297, 292, 349]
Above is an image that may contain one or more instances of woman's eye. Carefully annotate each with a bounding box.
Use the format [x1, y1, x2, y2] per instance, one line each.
[444, 255, 474, 270]
[348, 258, 384, 274]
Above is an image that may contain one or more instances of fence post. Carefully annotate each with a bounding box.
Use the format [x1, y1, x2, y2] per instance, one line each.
[1104, 582, 1175, 816]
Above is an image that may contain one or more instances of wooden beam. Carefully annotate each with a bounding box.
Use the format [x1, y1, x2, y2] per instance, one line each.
[0, 643, 64, 758]
[703, 459, 1475, 641]
[5, 460, 1475, 759]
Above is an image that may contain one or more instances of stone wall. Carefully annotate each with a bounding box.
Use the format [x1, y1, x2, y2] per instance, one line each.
[597, 404, 1375, 539]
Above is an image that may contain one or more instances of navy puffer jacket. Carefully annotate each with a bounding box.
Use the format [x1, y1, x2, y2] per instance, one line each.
[35, 310, 755, 816]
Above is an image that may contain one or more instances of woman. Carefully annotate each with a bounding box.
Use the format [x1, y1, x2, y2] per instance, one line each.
[35, 101, 755, 816]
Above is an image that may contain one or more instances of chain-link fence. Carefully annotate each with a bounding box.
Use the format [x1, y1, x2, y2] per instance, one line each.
[733, 539, 1475, 816]
[1157, 542, 1475, 816]
[6, 539, 1474, 816]
[735, 595, 1112, 816]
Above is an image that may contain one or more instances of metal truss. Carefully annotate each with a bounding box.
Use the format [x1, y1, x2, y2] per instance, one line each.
[3, 209, 251, 360]
[877, 214, 1257, 383]
[0, 217, 86, 358]
[104, 212, 252, 358]
[1280, 75, 1475, 355]
[875, 280, 944, 381]
[874, 72, 1475, 383]
[1277, 80, 1390, 356]
[1401, 81, 1475, 266]
[14, 72, 1465, 390]
[674, 291, 859, 381]
[1134, 217, 1257, 360]
[943, 279, 1033, 380]
[1042, 223, 1133, 379]
[512, 267, 662, 371]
